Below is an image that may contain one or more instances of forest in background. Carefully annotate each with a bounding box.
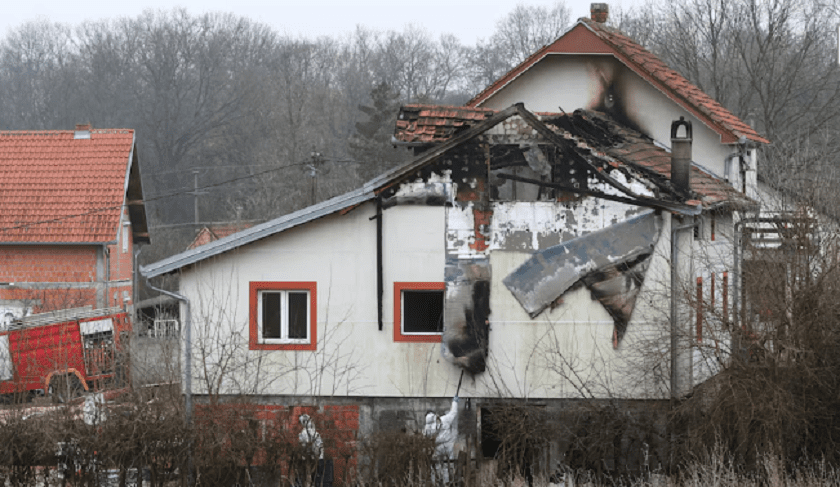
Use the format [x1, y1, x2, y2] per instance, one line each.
[0, 0, 838, 264]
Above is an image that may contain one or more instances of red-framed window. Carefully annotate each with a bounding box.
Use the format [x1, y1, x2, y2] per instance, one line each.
[393, 282, 445, 343]
[249, 281, 317, 351]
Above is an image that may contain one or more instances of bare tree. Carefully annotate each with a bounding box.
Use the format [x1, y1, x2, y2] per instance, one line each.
[488, 2, 571, 66]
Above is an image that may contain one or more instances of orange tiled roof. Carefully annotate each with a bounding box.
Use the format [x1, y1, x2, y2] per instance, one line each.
[466, 19, 769, 145]
[0, 129, 135, 243]
[394, 104, 496, 144]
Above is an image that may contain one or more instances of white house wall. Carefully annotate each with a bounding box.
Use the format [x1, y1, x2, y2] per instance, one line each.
[180, 203, 463, 399]
[478, 55, 736, 182]
[180, 188, 683, 400]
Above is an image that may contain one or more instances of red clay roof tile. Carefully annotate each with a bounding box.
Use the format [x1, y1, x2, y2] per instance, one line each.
[393, 104, 496, 144]
[0, 129, 135, 243]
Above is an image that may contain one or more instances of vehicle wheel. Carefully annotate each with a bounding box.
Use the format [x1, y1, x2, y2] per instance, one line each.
[49, 374, 83, 403]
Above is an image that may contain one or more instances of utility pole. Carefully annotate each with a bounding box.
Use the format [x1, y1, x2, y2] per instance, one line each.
[187, 169, 208, 229]
[309, 151, 322, 206]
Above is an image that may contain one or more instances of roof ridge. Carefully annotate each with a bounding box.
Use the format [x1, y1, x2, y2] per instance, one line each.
[403, 103, 495, 111]
[465, 42, 555, 107]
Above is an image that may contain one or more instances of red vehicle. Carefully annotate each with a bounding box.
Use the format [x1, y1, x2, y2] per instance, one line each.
[0, 307, 130, 402]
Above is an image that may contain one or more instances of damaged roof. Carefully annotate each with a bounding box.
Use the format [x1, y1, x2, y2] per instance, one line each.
[394, 104, 496, 144]
[143, 103, 748, 278]
[466, 18, 769, 146]
[556, 110, 755, 210]
[394, 104, 754, 211]
[0, 128, 149, 244]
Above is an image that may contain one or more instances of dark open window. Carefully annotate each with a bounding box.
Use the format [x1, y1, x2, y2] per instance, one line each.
[402, 290, 444, 334]
[393, 282, 445, 342]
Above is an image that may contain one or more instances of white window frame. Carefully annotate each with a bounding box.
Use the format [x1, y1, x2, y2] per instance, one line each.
[257, 289, 311, 345]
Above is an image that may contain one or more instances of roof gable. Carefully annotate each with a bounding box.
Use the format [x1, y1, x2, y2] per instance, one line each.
[0, 128, 148, 244]
[467, 20, 768, 145]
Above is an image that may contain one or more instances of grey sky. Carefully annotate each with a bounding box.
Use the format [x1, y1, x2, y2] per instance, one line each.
[1, 0, 644, 45]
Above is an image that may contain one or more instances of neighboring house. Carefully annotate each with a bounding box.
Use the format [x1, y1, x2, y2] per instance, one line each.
[140, 4, 766, 474]
[187, 223, 254, 250]
[0, 124, 149, 321]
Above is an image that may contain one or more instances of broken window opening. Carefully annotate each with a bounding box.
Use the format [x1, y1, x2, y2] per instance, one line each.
[394, 282, 445, 342]
[82, 330, 115, 376]
[490, 145, 590, 202]
[402, 291, 443, 333]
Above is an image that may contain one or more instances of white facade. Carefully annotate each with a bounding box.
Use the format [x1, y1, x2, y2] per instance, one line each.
[175, 170, 732, 402]
[477, 54, 757, 196]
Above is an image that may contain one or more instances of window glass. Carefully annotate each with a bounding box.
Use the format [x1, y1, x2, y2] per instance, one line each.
[402, 290, 444, 334]
[288, 292, 308, 339]
[262, 292, 282, 339]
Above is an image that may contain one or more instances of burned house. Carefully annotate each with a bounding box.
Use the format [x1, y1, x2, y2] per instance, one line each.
[140, 4, 767, 475]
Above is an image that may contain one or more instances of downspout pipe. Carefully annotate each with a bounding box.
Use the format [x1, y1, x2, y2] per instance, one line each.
[369, 197, 384, 331]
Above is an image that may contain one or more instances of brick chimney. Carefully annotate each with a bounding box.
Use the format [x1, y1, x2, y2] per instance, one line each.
[74, 123, 91, 140]
[591, 3, 609, 23]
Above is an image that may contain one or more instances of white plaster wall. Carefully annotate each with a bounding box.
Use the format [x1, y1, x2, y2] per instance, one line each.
[479, 55, 737, 180]
[484, 250, 668, 400]
[178, 197, 695, 401]
[179, 203, 471, 399]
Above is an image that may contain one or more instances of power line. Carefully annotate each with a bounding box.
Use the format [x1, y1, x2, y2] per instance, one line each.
[146, 156, 357, 176]
[0, 158, 351, 234]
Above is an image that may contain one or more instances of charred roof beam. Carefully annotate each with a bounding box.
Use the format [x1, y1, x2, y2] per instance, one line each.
[512, 105, 689, 209]
[376, 104, 522, 194]
[497, 173, 700, 215]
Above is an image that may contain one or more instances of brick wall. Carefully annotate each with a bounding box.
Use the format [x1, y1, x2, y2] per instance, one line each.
[0, 288, 97, 314]
[0, 246, 97, 283]
[0, 242, 135, 313]
[195, 403, 360, 484]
